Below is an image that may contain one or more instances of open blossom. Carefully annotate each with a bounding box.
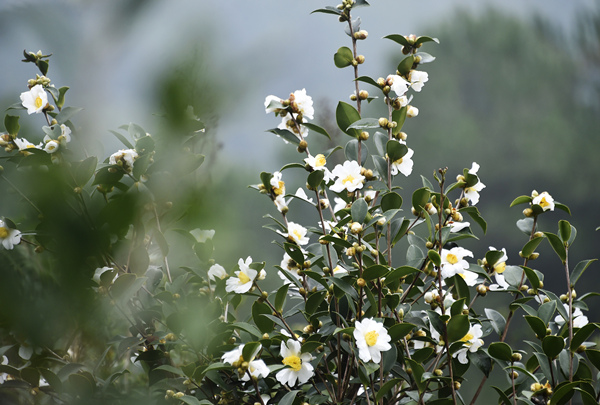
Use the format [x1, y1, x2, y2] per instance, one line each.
[221, 344, 270, 381]
[390, 148, 414, 177]
[279, 222, 310, 245]
[109, 149, 138, 173]
[453, 324, 484, 364]
[532, 191, 555, 212]
[387, 74, 409, 96]
[20, 84, 48, 114]
[208, 264, 227, 281]
[330, 160, 365, 193]
[13, 137, 41, 154]
[225, 256, 258, 294]
[270, 171, 285, 196]
[304, 154, 334, 182]
[465, 162, 486, 205]
[488, 247, 510, 291]
[44, 140, 59, 154]
[0, 219, 21, 250]
[276, 339, 314, 386]
[440, 247, 473, 279]
[354, 318, 392, 363]
[555, 304, 589, 328]
[408, 70, 429, 92]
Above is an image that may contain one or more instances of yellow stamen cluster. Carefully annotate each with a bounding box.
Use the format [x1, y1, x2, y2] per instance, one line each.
[446, 253, 459, 265]
[365, 331, 379, 346]
[0, 227, 8, 239]
[282, 355, 302, 371]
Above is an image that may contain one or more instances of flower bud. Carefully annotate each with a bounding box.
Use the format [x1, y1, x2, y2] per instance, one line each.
[529, 252, 540, 260]
[358, 90, 369, 100]
[510, 371, 519, 379]
[406, 105, 419, 118]
[434, 369, 443, 376]
[376, 77, 386, 87]
[476, 284, 488, 296]
[523, 208, 534, 217]
[350, 222, 363, 234]
[378, 117, 389, 128]
[297, 140, 308, 153]
[359, 131, 369, 141]
[356, 55, 365, 64]
[354, 30, 368, 40]
[454, 381, 461, 390]
[350, 94, 358, 101]
[357, 278, 366, 287]
[511, 353, 522, 362]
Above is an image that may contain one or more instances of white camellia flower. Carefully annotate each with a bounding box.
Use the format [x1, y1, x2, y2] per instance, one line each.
[555, 304, 589, 328]
[60, 124, 72, 142]
[532, 191, 555, 212]
[290, 88, 314, 120]
[276, 339, 314, 386]
[20, 84, 48, 114]
[406, 105, 419, 118]
[264, 95, 282, 113]
[333, 197, 348, 214]
[44, 140, 60, 154]
[225, 256, 257, 294]
[457, 268, 478, 286]
[440, 247, 474, 279]
[464, 162, 486, 205]
[354, 318, 392, 363]
[0, 219, 21, 250]
[208, 264, 227, 281]
[270, 171, 285, 196]
[487, 247, 510, 291]
[390, 148, 414, 177]
[449, 221, 470, 233]
[332, 265, 349, 276]
[279, 222, 310, 246]
[330, 161, 365, 193]
[408, 70, 429, 92]
[453, 324, 484, 364]
[109, 149, 138, 173]
[387, 74, 409, 96]
[221, 344, 270, 381]
[304, 154, 334, 182]
[14, 137, 41, 154]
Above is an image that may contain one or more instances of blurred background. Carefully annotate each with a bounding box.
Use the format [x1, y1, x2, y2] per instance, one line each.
[1, 0, 599, 401]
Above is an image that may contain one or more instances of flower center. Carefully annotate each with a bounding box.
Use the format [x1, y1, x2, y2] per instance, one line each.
[446, 253, 459, 264]
[494, 261, 506, 274]
[35, 95, 44, 109]
[282, 355, 302, 372]
[539, 197, 550, 208]
[342, 174, 355, 184]
[292, 229, 303, 241]
[365, 331, 379, 347]
[273, 181, 285, 196]
[394, 158, 403, 165]
[0, 227, 8, 239]
[238, 271, 251, 284]
[315, 154, 326, 167]
[460, 332, 474, 343]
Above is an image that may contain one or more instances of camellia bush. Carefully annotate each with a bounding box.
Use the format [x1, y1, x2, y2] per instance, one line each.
[1, 1, 599, 405]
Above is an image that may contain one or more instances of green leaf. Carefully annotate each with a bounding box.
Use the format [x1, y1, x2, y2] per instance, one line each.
[427, 250, 441, 267]
[57, 86, 69, 110]
[571, 259, 597, 287]
[388, 323, 416, 342]
[485, 308, 506, 337]
[516, 217, 535, 235]
[544, 232, 567, 263]
[37, 59, 49, 75]
[311, 6, 342, 15]
[570, 323, 598, 352]
[524, 315, 547, 339]
[132, 153, 152, 180]
[55, 106, 82, 125]
[329, 277, 358, 300]
[397, 55, 415, 76]
[406, 359, 426, 393]
[460, 206, 487, 234]
[154, 365, 185, 377]
[278, 390, 300, 405]
[411, 187, 430, 213]
[252, 301, 273, 334]
[336, 101, 361, 138]
[303, 122, 331, 139]
[552, 381, 579, 405]
[154, 229, 169, 256]
[384, 266, 420, 285]
[510, 195, 532, 207]
[362, 264, 389, 281]
[491, 386, 512, 405]
[4, 114, 20, 136]
[386, 139, 408, 162]
[351, 198, 368, 223]
[372, 155, 387, 179]
[334, 46, 354, 68]
[585, 349, 600, 370]
[485, 250, 505, 267]
[522, 266, 540, 290]
[381, 192, 402, 212]
[542, 335, 564, 358]
[305, 291, 326, 315]
[344, 139, 367, 165]
[73, 156, 97, 187]
[558, 220, 572, 244]
[356, 75, 380, 88]
[109, 130, 134, 149]
[392, 107, 407, 135]
[233, 322, 262, 339]
[267, 128, 300, 145]
[135, 135, 155, 154]
[179, 396, 212, 405]
[376, 378, 404, 402]
[307, 170, 325, 189]
[275, 284, 289, 313]
[446, 314, 469, 343]
[555, 202, 571, 215]
[284, 243, 304, 267]
[242, 342, 261, 362]
[110, 274, 147, 302]
[487, 342, 513, 362]
[384, 34, 410, 47]
[415, 36, 440, 46]
[348, 118, 380, 130]
[538, 300, 557, 325]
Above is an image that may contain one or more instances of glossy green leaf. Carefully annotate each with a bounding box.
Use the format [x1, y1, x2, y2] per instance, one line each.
[279, 390, 300, 405]
[487, 342, 513, 362]
[427, 250, 441, 267]
[460, 206, 487, 234]
[380, 192, 402, 212]
[524, 315, 547, 339]
[558, 220, 572, 243]
[73, 156, 98, 187]
[397, 55, 415, 76]
[537, 300, 557, 325]
[585, 349, 600, 370]
[392, 106, 407, 135]
[544, 232, 567, 263]
[516, 217, 535, 235]
[362, 264, 389, 281]
[386, 139, 408, 161]
[4, 114, 19, 136]
[485, 308, 506, 337]
[571, 259, 597, 287]
[307, 169, 325, 189]
[552, 381, 579, 405]
[303, 122, 331, 139]
[347, 117, 380, 130]
[384, 265, 419, 285]
[110, 130, 134, 149]
[376, 378, 404, 401]
[384, 34, 410, 47]
[344, 139, 368, 165]
[372, 155, 388, 179]
[415, 36, 440, 45]
[252, 301, 273, 334]
[305, 291, 327, 315]
[570, 323, 598, 352]
[356, 75, 380, 88]
[55, 106, 82, 125]
[411, 187, 430, 213]
[242, 342, 261, 362]
[334, 46, 354, 68]
[522, 266, 540, 290]
[311, 6, 342, 15]
[542, 335, 564, 358]
[491, 386, 512, 405]
[446, 314, 469, 343]
[329, 277, 358, 300]
[351, 198, 368, 223]
[510, 195, 532, 207]
[275, 284, 289, 313]
[267, 128, 300, 145]
[336, 101, 361, 138]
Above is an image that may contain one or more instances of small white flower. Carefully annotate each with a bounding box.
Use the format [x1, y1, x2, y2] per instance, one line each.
[270, 171, 285, 196]
[225, 256, 257, 294]
[489, 274, 510, 291]
[453, 324, 484, 364]
[20, 84, 48, 114]
[221, 344, 270, 381]
[406, 105, 419, 118]
[330, 161, 365, 193]
[109, 149, 138, 173]
[0, 220, 21, 250]
[291, 88, 314, 120]
[408, 70, 429, 92]
[457, 269, 478, 286]
[208, 264, 227, 281]
[487, 248, 509, 291]
[333, 197, 348, 214]
[13, 137, 41, 154]
[190, 229, 215, 243]
[264, 95, 282, 113]
[387, 74, 409, 96]
[532, 191, 555, 212]
[304, 154, 334, 182]
[44, 140, 59, 154]
[276, 339, 314, 386]
[354, 318, 392, 363]
[390, 148, 414, 177]
[279, 222, 310, 246]
[464, 162, 486, 205]
[332, 265, 349, 276]
[440, 247, 473, 280]
[60, 124, 72, 142]
[555, 304, 589, 328]
[449, 221, 470, 233]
